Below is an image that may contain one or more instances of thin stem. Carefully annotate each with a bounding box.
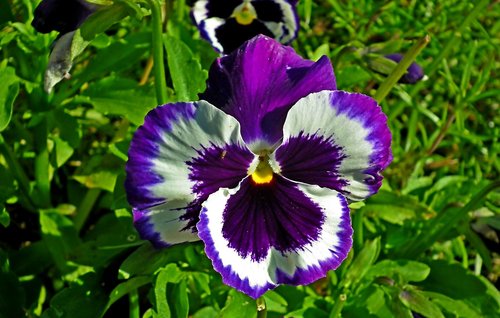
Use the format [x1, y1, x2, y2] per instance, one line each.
[74, 188, 101, 232]
[256, 296, 267, 318]
[352, 209, 364, 253]
[146, 0, 168, 105]
[139, 56, 154, 85]
[329, 294, 347, 318]
[373, 35, 430, 103]
[129, 289, 140, 318]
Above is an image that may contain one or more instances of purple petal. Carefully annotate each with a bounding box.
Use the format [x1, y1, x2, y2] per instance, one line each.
[201, 35, 336, 150]
[197, 175, 352, 299]
[125, 101, 251, 246]
[280, 90, 392, 200]
[32, 0, 97, 34]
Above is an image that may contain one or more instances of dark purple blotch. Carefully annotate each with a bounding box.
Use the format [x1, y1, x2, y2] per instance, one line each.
[221, 176, 325, 262]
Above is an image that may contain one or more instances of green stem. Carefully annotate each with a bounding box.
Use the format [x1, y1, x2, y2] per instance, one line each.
[0, 134, 36, 211]
[352, 209, 364, 253]
[373, 35, 430, 103]
[329, 294, 347, 318]
[129, 289, 140, 318]
[34, 118, 51, 208]
[74, 188, 101, 232]
[256, 296, 267, 318]
[146, 0, 168, 105]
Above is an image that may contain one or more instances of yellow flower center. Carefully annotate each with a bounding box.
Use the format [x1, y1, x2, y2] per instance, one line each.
[251, 156, 274, 184]
[232, 2, 257, 26]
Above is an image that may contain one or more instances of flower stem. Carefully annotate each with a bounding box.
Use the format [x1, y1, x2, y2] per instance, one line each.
[373, 35, 430, 103]
[256, 296, 267, 318]
[146, 0, 168, 105]
[329, 294, 347, 318]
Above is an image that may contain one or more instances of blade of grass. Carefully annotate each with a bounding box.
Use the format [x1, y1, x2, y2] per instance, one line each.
[396, 180, 500, 258]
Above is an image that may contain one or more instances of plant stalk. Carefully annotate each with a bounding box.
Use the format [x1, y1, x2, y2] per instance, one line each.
[256, 296, 267, 318]
[146, 0, 168, 105]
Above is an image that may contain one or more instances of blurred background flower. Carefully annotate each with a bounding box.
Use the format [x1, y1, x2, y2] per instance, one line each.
[191, 0, 299, 53]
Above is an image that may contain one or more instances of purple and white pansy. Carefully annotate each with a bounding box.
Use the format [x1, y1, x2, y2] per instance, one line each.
[191, 0, 299, 53]
[125, 35, 392, 298]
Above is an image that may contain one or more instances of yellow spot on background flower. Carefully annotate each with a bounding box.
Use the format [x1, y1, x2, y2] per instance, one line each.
[232, 2, 257, 25]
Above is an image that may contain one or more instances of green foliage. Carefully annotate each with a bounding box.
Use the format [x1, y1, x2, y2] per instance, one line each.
[0, 0, 498, 317]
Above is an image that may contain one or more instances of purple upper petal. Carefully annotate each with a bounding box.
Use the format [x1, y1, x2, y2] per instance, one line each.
[279, 90, 392, 200]
[201, 35, 336, 149]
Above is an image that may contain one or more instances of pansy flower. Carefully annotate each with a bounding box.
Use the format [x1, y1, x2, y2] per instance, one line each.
[125, 35, 392, 298]
[385, 53, 424, 84]
[32, 0, 97, 35]
[191, 0, 299, 53]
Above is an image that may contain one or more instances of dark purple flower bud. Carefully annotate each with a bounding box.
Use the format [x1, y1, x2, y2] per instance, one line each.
[32, 0, 97, 34]
[385, 53, 424, 84]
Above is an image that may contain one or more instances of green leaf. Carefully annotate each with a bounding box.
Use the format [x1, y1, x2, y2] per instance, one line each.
[80, 2, 130, 41]
[153, 264, 187, 318]
[119, 243, 187, 279]
[44, 31, 89, 93]
[399, 289, 445, 318]
[39, 212, 81, 272]
[365, 260, 431, 284]
[0, 252, 25, 318]
[0, 206, 9, 227]
[50, 136, 74, 168]
[0, 65, 19, 132]
[362, 204, 416, 225]
[418, 260, 500, 316]
[422, 291, 481, 318]
[164, 35, 208, 101]
[264, 290, 288, 314]
[79, 76, 157, 125]
[41, 273, 107, 318]
[336, 65, 371, 88]
[78, 32, 150, 83]
[168, 279, 189, 318]
[102, 276, 151, 315]
[342, 237, 381, 289]
[220, 290, 257, 318]
[192, 307, 218, 318]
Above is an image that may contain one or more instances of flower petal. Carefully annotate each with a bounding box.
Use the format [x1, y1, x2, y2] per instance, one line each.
[201, 35, 336, 150]
[125, 101, 253, 246]
[278, 90, 392, 200]
[253, 0, 299, 44]
[192, 0, 241, 20]
[197, 175, 352, 298]
[198, 18, 275, 54]
[32, 0, 97, 34]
